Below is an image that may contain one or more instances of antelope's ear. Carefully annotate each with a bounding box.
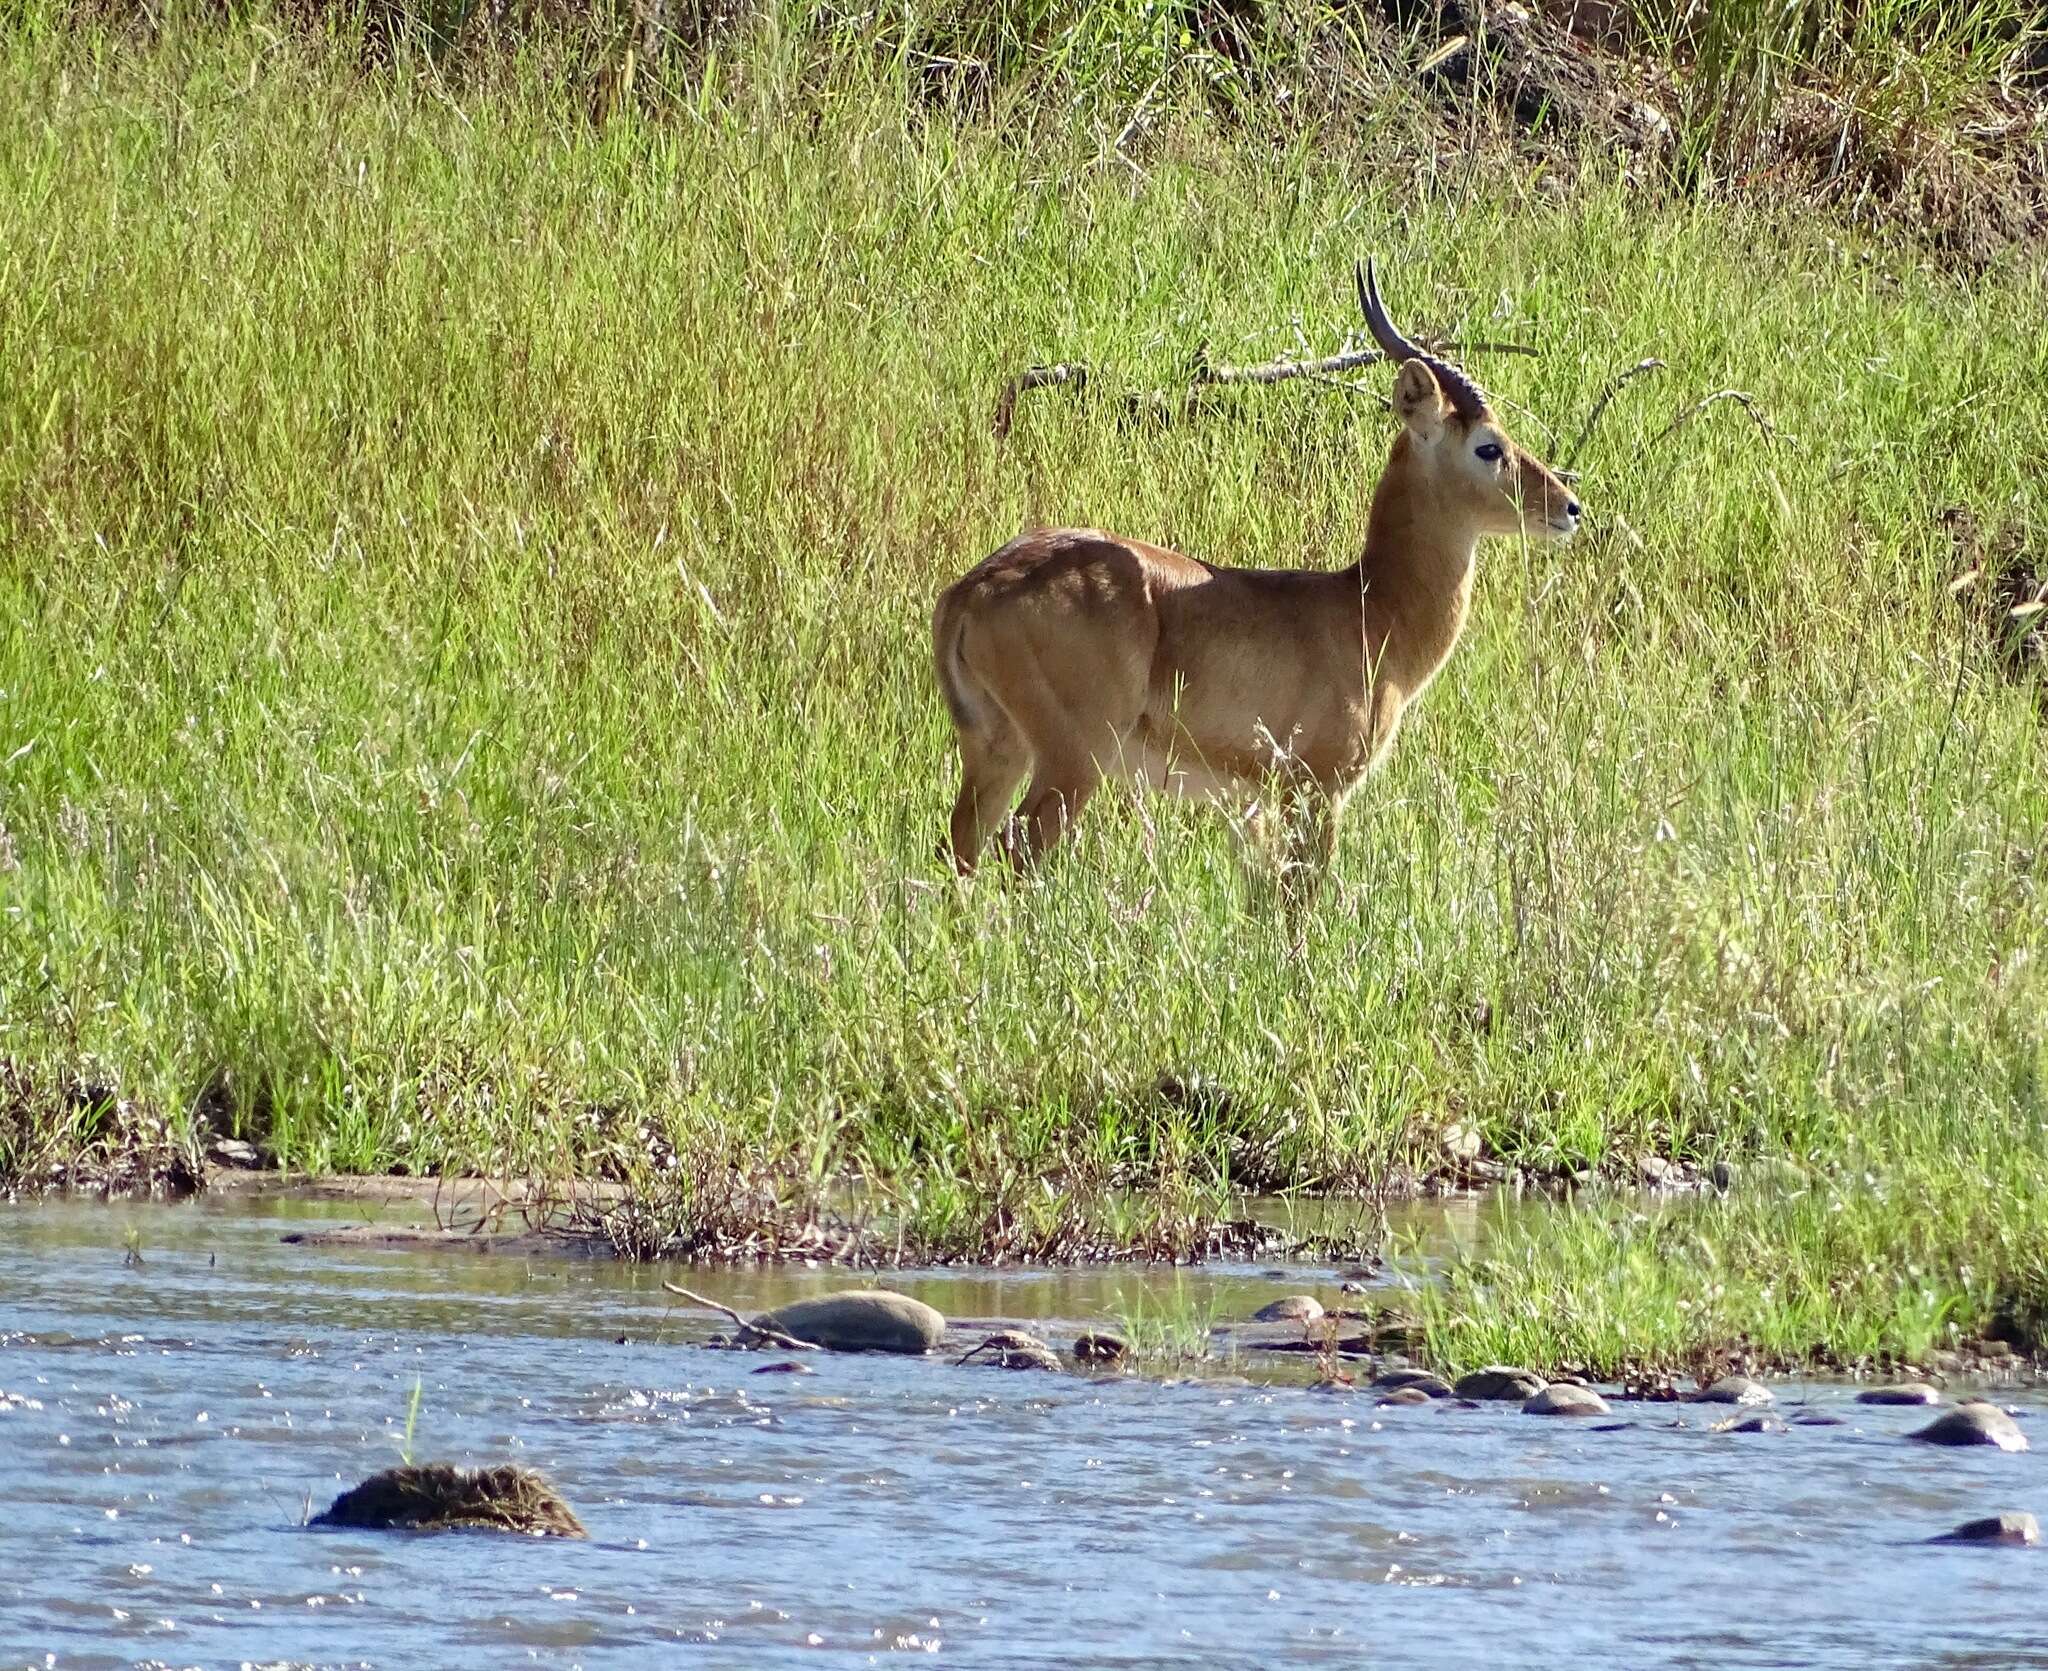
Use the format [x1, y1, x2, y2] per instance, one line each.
[1392, 359, 1448, 444]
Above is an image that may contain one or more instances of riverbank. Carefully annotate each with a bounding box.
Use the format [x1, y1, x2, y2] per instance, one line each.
[5, 1192, 2041, 1665]
[3, 7, 2045, 1376]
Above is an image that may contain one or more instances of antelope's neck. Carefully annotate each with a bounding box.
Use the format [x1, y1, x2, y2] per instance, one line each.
[1353, 464, 1477, 696]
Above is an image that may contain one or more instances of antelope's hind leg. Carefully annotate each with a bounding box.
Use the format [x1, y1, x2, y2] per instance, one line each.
[1012, 753, 1105, 865]
[946, 722, 1031, 876]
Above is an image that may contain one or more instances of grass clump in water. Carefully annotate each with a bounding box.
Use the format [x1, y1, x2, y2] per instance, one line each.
[310, 1463, 588, 1538]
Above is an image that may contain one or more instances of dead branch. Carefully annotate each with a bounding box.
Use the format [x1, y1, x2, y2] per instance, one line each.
[1189, 337, 1535, 389]
[660, 1280, 818, 1351]
[991, 362, 1087, 441]
[1646, 388, 1777, 451]
[1191, 344, 1388, 387]
[1563, 356, 1666, 471]
[992, 339, 1538, 439]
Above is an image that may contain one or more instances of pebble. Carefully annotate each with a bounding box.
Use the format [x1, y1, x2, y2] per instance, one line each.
[1252, 1296, 1325, 1324]
[1857, 1382, 1943, 1406]
[1696, 1375, 1772, 1406]
[1929, 1511, 2040, 1547]
[1910, 1401, 2029, 1451]
[1524, 1383, 1611, 1417]
[754, 1291, 946, 1354]
[1454, 1366, 1546, 1401]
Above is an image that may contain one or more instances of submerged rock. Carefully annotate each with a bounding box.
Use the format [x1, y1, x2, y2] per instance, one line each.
[1714, 1413, 1788, 1434]
[1524, 1383, 1611, 1417]
[751, 1360, 815, 1376]
[754, 1291, 945, 1354]
[1252, 1296, 1325, 1325]
[1911, 1402, 2029, 1451]
[959, 1331, 1062, 1372]
[1696, 1375, 1772, 1406]
[1454, 1366, 1546, 1401]
[311, 1464, 585, 1538]
[1071, 1331, 1129, 1366]
[1929, 1511, 2040, 1547]
[1858, 1383, 1943, 1406]
[1376, 1385, 1435, 1407]
[1371, 1368, 1452, 1399]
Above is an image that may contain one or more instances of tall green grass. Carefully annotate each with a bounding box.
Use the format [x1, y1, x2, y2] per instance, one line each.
[1, 14, 2044, 1359]
[1622, 0, 2040, 184]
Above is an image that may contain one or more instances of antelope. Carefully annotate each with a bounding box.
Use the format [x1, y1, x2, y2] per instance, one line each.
[932, 258, 1580, 889]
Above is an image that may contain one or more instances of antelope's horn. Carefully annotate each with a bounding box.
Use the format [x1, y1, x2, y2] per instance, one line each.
[1354, 256, 1491, 421]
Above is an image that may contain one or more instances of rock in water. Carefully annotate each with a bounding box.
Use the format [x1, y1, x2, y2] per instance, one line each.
[1910, 1402, 2029, 1451]
[755, 1291, 945, 1354]
[1370, 1368, 1452, 1399]
[1524, 1383, 1611, 1417]
[1072, 1332, 1129, 1365]
[1454, 1366, 1546, 1401]
[311, 1464, 586, 1537]
[1252, 1296, 1325, 1324]
[1929, 1512, 2040, 1547]
[1376, 1385, 1435, 1406]
[1857, 1383, 1943, 1406]
[1696, 1375, 1772, 1406]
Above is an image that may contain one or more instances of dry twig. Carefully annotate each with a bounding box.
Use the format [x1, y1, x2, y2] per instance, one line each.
[660, 1280, 818, 1351]
[1563, 356, 1666, 470]
[1646, 388, 1777, 450]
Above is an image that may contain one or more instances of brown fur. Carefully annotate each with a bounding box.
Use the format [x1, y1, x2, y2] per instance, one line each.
[935, 334, 1580, 886]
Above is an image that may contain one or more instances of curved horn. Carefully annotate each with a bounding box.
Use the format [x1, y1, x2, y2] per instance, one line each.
[1354, 257, 1491, 421]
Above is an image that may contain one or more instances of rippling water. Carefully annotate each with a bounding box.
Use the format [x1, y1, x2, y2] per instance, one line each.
[2, 1193, 2043, 1669]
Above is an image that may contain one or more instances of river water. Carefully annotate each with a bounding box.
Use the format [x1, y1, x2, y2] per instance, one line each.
[1, 1192, 2042, 1669]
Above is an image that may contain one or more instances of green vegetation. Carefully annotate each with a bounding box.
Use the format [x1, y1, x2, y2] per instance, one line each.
[2, 6, 2045, 1370]
[1106, 1281, 1230, 1371]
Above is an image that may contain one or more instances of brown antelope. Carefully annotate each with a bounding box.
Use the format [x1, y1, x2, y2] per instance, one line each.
[932, 258, 1580, 886]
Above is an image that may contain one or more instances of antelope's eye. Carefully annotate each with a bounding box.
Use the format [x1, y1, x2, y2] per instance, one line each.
[1475, 442, 1504, 463]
